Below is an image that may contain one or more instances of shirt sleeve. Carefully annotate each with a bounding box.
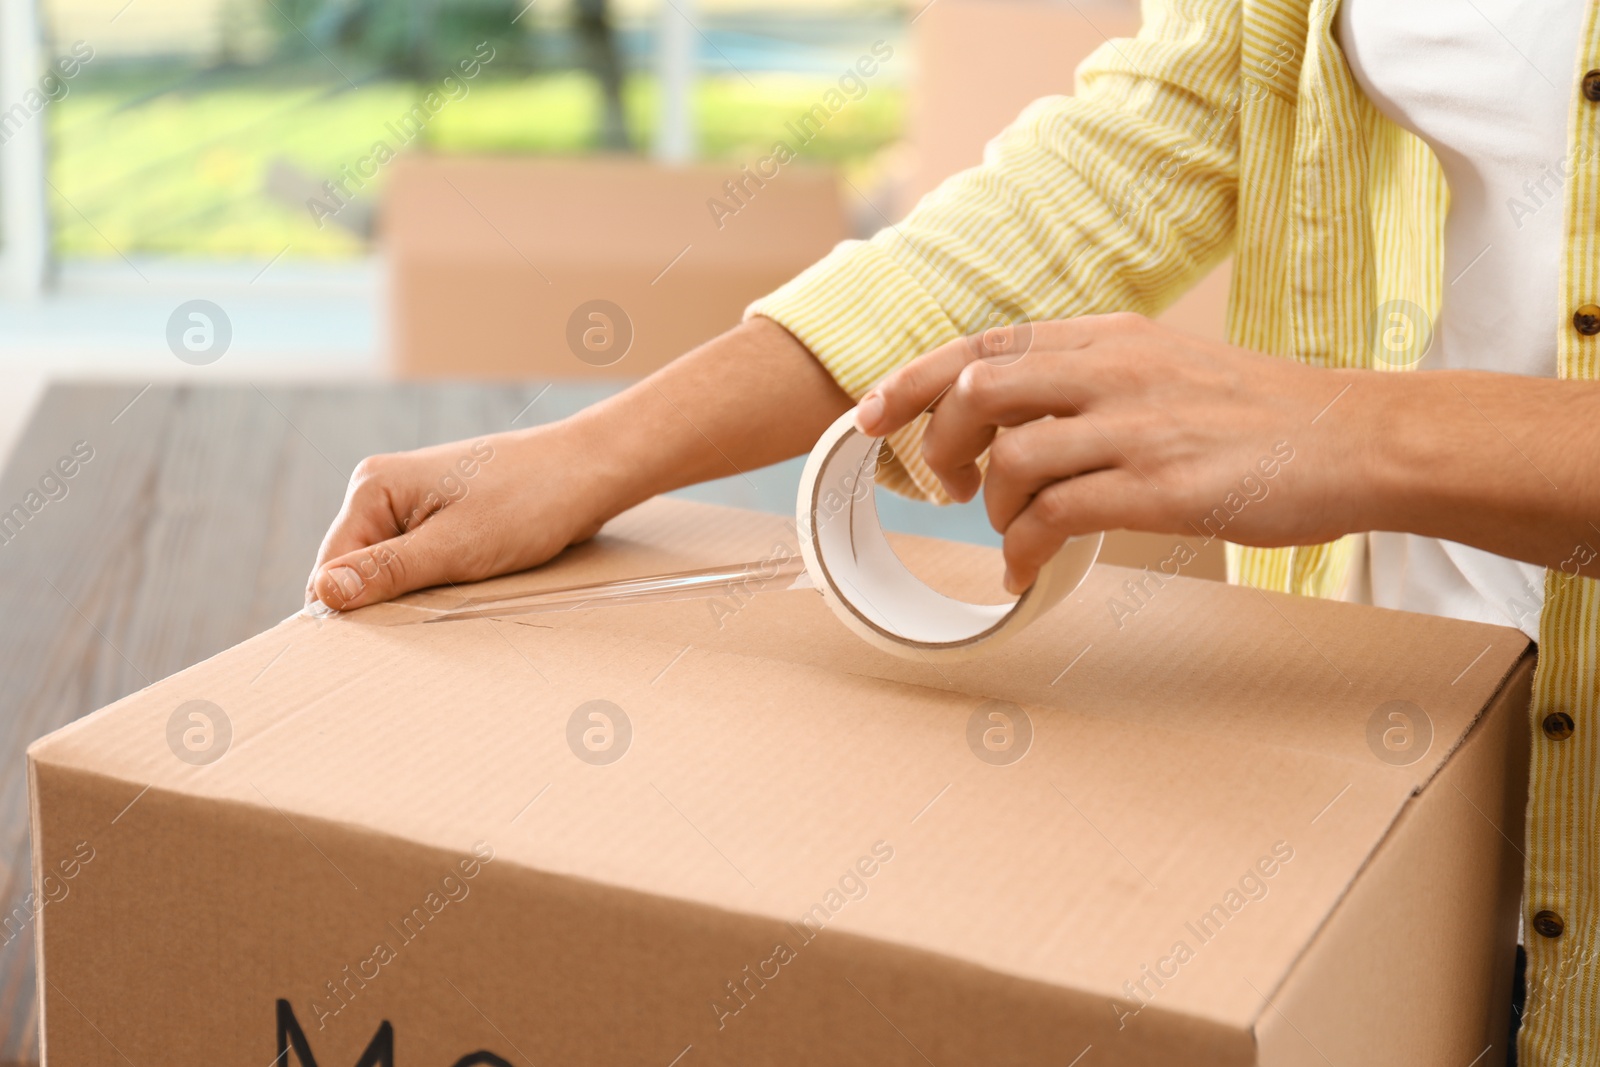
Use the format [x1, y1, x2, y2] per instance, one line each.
[748, 0, 1243, 501]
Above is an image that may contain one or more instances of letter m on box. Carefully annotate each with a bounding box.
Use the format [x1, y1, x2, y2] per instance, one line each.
[276, 1000, 512, 1067]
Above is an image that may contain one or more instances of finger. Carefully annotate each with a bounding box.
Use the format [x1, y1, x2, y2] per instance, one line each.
[856, 315, 1118, 439]
[983, 418, 1119, 533]
[920, 357, 1093, 500]
[306, 501, 401, 600]
[304, 459, 439, 603]
[1002, 469, 1144, 593]
[853, 334, 984, 437]
[310, 516, 460, 610]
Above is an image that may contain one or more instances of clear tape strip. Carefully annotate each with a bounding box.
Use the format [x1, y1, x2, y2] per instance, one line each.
[411, 556, 812, 623]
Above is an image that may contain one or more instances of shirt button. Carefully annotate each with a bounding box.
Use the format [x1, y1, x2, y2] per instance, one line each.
[1533, 910, 1566, 939]
[1585, 69, 1600, 102]
[1576, 305, 1600, 336]
[1544, 711, 1576, 740]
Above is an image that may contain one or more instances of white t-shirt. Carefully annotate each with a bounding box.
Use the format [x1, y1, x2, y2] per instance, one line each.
[1336, 0, 1583, 639]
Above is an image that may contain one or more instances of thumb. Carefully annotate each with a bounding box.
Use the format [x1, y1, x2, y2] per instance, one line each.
[310, 520, 455, 610]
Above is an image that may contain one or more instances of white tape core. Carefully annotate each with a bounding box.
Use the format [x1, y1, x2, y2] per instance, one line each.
[797, 410, 1102, 662]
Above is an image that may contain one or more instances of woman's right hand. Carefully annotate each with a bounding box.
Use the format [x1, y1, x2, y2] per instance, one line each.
[305, 420, 617, 611]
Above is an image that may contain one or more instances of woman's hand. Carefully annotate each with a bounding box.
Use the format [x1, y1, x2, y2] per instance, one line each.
[854, 313, 1384, 593]
[306, 422, 618, 610]
[305, 316, 851, 611]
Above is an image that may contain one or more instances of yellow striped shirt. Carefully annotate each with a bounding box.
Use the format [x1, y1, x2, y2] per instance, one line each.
[749, 0, 1600, 1059]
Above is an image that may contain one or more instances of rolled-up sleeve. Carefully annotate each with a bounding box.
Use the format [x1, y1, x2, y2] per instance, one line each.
[749, 0, 1243, 500]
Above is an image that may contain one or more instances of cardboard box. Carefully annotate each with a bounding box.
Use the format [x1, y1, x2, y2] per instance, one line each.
[384, 156, 850, 379]
[30, 499, 1530, 1065]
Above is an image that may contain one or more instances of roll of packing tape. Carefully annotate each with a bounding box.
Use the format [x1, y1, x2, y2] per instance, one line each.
[797, 409, 1103, 662]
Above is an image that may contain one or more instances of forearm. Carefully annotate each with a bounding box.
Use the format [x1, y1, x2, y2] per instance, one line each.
[1359, 370, 1600, 576]
[561, 315, 853, 520]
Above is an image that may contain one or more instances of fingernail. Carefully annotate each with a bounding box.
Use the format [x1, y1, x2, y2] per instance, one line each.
[327, 566, 364, 604]
[853, 392, 885, 434]
[1003, 569, 1026, 596]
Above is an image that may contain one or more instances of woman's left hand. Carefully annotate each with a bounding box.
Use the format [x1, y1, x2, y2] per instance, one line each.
[852, 313, 1383, 593]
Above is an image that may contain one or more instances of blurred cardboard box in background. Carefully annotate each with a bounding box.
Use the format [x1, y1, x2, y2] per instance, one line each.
[384, 156, 850, 379]
[32, 499, 1528, 1065]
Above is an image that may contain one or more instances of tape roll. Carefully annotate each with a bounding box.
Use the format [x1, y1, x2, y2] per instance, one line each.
[797, 409, 1103, 662]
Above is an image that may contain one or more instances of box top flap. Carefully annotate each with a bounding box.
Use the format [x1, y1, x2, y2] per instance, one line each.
[31, 498, 1530, 1031]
